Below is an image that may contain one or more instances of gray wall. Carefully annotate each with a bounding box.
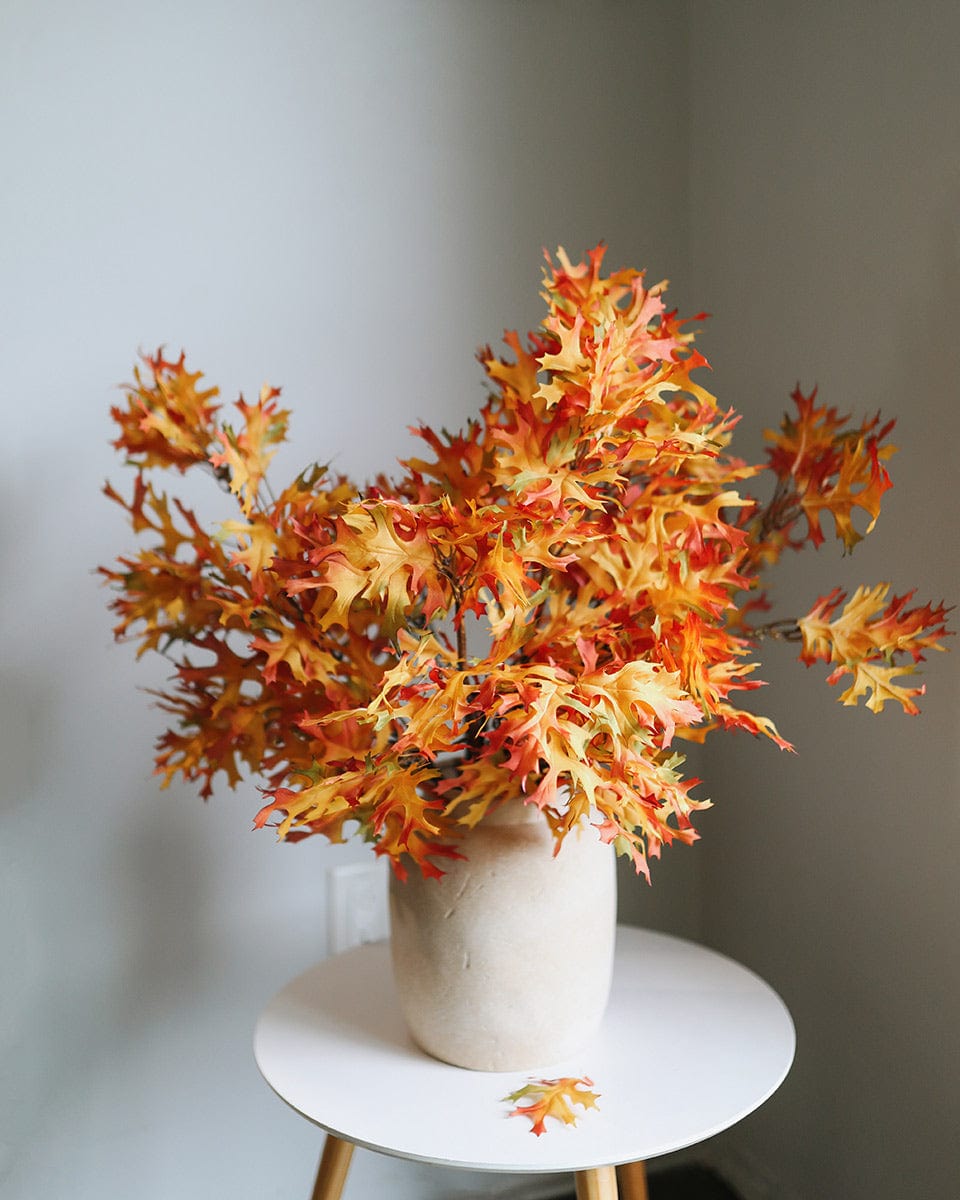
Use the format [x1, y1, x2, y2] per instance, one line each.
[0, 3, 691, 1197]
[687, 5, 960, 1198]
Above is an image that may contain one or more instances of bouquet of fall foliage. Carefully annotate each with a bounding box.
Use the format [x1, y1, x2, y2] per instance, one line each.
[102, 246, 949, 881]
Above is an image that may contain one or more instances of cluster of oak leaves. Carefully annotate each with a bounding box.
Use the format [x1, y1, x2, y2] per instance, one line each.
[102, 246, 949, 885]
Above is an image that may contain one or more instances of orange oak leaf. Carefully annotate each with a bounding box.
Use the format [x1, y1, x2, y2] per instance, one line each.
[111, 350, 221, 471]
[760, 386, 896, 554]
[504, 1076, 601, 1137]
[209, 385, 290, 516]
[797, 585, 950, 714]
[285, 501, 448, 634]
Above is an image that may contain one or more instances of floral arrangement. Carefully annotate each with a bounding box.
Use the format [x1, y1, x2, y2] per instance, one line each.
[102, 246, 949, 881]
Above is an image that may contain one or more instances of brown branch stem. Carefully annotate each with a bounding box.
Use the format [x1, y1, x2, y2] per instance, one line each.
[750, 617, 803, 641]
[456, 618, 467, 673]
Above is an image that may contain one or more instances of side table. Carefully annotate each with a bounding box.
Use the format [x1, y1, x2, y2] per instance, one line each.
[254, 926, 794, 1200]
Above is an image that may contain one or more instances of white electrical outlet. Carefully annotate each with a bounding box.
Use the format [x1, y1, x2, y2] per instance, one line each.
[327, 859, 390, 954]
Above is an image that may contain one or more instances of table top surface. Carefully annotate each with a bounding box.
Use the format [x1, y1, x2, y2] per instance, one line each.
[254, 926, 795, 1173]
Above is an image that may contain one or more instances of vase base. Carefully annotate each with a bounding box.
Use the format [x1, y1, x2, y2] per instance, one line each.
[389, 806, 617, 1074]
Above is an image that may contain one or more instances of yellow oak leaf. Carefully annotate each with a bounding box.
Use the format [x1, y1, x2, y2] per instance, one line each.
[217, 515, 277, 579]
[111, 351, 221, 471]
[504, 1076, 600, 1137]
[762, 387, 896, 553]
[831, 659, 924, 715]
[536, 311, 589, 386]
[289, 501, 446, 633]
[209, 385, 289, 516]
[798, 584, 949, 714]
[579, 661, 703, 748]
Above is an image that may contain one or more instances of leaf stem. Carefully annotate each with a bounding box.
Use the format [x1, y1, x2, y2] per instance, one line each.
[751, 617, 802, 642]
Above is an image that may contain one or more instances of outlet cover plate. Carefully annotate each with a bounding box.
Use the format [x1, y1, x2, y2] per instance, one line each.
[327, 859, 390, 954]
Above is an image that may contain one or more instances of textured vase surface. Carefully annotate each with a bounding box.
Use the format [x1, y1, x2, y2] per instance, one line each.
[388, 800, 617, 1071]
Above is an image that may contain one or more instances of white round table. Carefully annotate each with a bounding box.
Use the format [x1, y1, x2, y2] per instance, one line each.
[254, 926, 794, 1200]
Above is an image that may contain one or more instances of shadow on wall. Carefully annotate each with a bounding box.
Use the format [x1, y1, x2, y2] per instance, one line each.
[107, 798, 212, 1035]
[616, 740, 709, 943]
[0, 671, 51, 1176]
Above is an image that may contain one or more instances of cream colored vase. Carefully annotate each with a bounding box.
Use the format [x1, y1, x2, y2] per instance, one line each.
[388, 800, 617, 1071]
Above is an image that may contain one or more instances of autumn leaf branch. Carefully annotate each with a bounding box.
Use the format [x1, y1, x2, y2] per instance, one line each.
[101, 251, 951, 881]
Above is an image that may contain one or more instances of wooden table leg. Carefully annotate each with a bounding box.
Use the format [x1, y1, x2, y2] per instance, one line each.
[309, 1133, 355, 1200]
[617, 1159, 649, 1200]
[574, 1164, 619, 1200]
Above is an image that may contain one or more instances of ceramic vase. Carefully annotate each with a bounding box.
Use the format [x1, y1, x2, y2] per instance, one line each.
[388, 800, 617, 1071]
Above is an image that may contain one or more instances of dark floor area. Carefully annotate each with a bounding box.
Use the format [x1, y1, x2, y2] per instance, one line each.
[555, 1163, 743, 1199]
[647, 1164, 743, 1199]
